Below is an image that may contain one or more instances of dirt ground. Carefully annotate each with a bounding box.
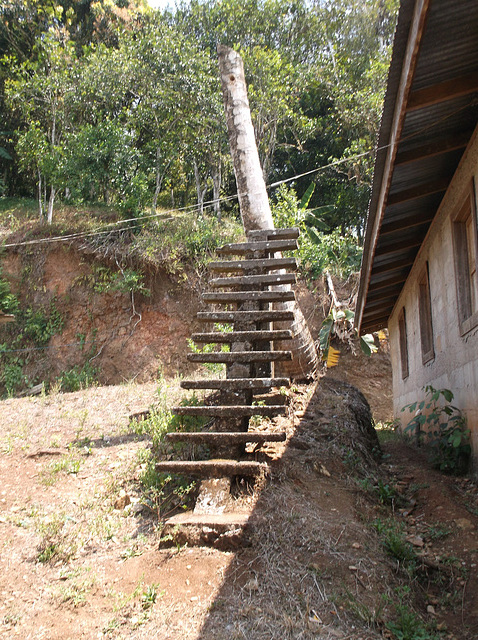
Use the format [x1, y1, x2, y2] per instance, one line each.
[1, 367, 477, 640]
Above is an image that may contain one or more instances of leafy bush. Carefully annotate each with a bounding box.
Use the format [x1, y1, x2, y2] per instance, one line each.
[0, 276, 64, 396]
[402, 386, 470, 475]
[82, 265, 150, 296]
[56, 362, 99, 393]
[271, 183, 363, 280]
[137, 451, 197, 521]
[131, 212, 243, 275]
[0, 268, 19, 315]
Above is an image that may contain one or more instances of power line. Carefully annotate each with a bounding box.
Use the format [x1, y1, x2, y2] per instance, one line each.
[1, 150, 375, 250]
[2, 97, 475, 251]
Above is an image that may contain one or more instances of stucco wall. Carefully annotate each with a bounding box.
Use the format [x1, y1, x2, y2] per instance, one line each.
[389, 125, 478, 468]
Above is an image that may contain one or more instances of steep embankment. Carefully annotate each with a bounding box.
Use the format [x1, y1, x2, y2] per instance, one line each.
[1, 245, 201, 391]
[1, 241, 394, 423]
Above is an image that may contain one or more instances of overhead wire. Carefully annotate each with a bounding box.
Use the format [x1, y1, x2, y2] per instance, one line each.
[1, 96, 476, 252]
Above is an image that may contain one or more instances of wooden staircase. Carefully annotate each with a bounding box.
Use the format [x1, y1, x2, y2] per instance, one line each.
[158, 228, 302, 546]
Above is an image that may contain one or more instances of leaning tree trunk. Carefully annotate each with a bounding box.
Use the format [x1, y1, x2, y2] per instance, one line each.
[217, 44, 317, 381]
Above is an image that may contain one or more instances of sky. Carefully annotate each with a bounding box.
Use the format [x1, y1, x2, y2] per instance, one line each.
[147, 0, 177, 10]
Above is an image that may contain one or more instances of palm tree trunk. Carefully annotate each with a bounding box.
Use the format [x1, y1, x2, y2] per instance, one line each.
[217, 45, 317, 381]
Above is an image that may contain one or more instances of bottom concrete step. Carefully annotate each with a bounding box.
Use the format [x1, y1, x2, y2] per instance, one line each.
[155, 459, 266, 477]
[160, 512, 252, 550]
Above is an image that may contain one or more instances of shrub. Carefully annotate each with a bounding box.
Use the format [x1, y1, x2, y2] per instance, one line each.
[402, 386, 471, 475]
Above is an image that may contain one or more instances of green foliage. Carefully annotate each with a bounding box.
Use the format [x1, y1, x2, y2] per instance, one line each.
[1, 0, 397, 233]
[386, 588, 440, 640]
[56, 362, 99, 393]
[141, 583, 163, 610]
[271, 184, 363, 280]
[136, 450, 196, 521]
[0, 278, 64, 396]
[132, 212, 243, 275]
[187, 338, 229, 375]
[371, 518, 417, 570]
[84, 265, 150, 297]
[402, 386, 471, 475]
[0, 268, 19, 315]
[318, 306, 377, 363]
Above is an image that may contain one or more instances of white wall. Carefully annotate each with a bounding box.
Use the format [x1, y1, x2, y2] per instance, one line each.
[389, 125, 478, 469]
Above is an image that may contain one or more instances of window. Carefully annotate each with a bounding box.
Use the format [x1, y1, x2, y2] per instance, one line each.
[452, 184, 478, 335]
[398, 307, 409, 379]
[418, 263, 434, 364]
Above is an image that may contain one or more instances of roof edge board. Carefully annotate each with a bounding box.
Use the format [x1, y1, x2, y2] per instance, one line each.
[355, 0, 432, 332]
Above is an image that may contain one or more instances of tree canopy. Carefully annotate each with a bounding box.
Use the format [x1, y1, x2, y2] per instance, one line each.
[0, 0, 399, 233]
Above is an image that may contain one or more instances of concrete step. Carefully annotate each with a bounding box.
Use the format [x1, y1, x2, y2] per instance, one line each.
[159, 511, 252, 550]
[196, 310, 294, 323]
[172, 404, 286, 417]
[210, 272, 296, 288]
[155, 459, 266, 477]
[191, 330, 292, 344]
[216, 239, 298, 255]
[187, 350, 292, 363]
[166, 431, 286, 444]
[247, 227, 300, 241]
[180, 377, 290, 391]
[202, 290, 295, 304]
[208, 257, 297, 273]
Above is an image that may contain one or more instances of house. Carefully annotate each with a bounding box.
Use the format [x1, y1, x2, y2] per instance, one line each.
[355, 0, 478, 469]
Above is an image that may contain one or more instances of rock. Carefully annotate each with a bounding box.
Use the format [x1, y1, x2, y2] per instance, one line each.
[244, 578, 259, 592]
[114, 490, 131, 510]
[456, 518, 474, 531]
[406, 535, 424, 547]
[131, 502, 143, 514]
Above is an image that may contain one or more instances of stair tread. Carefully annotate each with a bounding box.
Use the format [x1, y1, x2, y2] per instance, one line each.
[172, 405, 287, 416]
[191, 330, 292, 343]
[155, 459, 267, 477]
[216, 239, 298, 255]
[202, 291, 295, 303]
[180, 377, 290, 390]
[247, 227, 300, 240]
[187, 351, 292, 363]
[210, 273, 296, 288]
[165, 512, 251, 526]
[166, 431, 286, 442]
[196, 310, 294, 322]
[209, 257, 297, 273]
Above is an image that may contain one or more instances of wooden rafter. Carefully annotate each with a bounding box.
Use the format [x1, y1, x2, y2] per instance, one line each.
[375, 236, 422, 257]
[371, 255, 416, 276]
[380, 211, 435, 235]
[387, 177, 449, 206]
[395, 131, 471, 165]
[368, 272, 409, 292]
[407, 72, 478, 112]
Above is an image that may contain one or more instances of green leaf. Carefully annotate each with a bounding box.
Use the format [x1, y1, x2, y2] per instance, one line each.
[299, 183, 315, 210]
[442, 389, 454, 402]
[359, 333, 377, 357]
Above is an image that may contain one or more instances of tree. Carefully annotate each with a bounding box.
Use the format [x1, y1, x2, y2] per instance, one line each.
[218, 44, 317, 380]
[6, 32, 79, 222]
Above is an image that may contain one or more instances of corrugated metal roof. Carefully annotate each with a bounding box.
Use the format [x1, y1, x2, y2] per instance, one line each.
[356, 0, 478, 333]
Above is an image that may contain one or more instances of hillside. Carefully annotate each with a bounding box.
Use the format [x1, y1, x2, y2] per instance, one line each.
[1, 204, 477, 639]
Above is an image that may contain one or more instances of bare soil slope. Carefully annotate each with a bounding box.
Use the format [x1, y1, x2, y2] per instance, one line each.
[0, 378, 477, 640]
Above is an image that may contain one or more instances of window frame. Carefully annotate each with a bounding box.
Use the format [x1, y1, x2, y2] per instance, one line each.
[398, 307, 409, 379]
[452, 182, 478, 336]
[418, 263, 434, 364]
